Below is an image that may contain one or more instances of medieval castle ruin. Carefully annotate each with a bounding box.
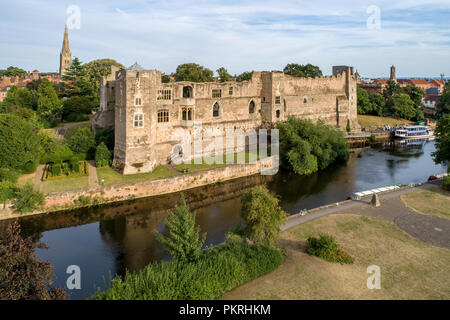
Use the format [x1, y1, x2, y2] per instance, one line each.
[93, 64, 359, 174]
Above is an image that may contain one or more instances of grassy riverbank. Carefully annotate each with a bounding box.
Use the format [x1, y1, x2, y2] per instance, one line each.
[94, 240, 284, 300]
[402, 186, 450, 220]
[96, 166, 177, 185]
[224, 213, 450, 299]
[357, 115, 413, 130]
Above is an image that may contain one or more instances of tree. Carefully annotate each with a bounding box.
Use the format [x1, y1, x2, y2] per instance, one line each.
[0, 180, 16, 208]
[62, 57, 95, 98]
[432, 114, 450, 165]
[13, 182, 45, 213]
[383, 80, 402, 100]
[83, 58, 124, 97]
[437, 83, 450, 116]
[216, 67, 232, 82]
[357, 87, 372, 114]
[0, 66, 27, 77]
[62, 96, 93, 122]
[0, 221, 67, 300]
[0, 114, 41, 173]
[95, 127, 115, 151]
[153, 197, 206, 263]
[37, 78, 63, 126]
[65, 126, 95, 156]
[95, 142, 111, 167]
[387, 93, 416, 120]
[0, 86, 37, 112]
[239, 186, 287, 245]
[161, 74, 171, 83]
[369, 92, 386, 116]
[403, 85, 425, 107]
[283, 63, 323, 78]
[237, 71, 253, 81]
[174, 63, 214, 82]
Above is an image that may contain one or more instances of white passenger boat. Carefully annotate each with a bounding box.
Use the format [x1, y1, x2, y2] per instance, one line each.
[393, 125, 434, 139]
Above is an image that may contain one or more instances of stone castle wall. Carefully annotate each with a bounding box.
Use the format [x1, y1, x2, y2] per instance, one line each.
[94, 65, 358, 174]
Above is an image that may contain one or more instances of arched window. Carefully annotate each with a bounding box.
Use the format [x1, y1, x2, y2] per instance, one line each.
[213, 102, 220, 117]
[183, 86, 193, 98]
[182, 107, 193, 121]
[276, 110, 280, 118]
[249, 100, 255, 114]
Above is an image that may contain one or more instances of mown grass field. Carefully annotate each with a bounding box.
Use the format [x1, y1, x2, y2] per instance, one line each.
[357, 115, 413, 130]
[402, 187, 450, 220]
[40, 175, 89, 194]
[96, 165, 177, 185]
[224, 213, 450, 300]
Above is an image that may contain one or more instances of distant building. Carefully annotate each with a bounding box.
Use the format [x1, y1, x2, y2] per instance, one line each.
[59, 25, 72, 76]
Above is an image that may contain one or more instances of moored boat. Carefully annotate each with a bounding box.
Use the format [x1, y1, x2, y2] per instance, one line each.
[393, 125, 434, 139]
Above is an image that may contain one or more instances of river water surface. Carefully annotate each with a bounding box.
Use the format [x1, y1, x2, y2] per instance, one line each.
[3, 140, 446, 299]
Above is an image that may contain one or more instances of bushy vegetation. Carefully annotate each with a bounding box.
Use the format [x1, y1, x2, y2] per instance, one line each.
[0, 221, 67, 300]
[239, 186, 287, 245]
[153, 197, 206, 263]
[94, 240, 284, 300]
[437, 83, 450, 116]
[278, 117, 349, 175]
[442, 176, 450, 191]
[432, 114, 450, 166]
[13, 182, 45, 213]
[65, 126, 95, 157]
[95, 127, 114, 151]
[357, 81, 424, 121]
[216, 67, 232, 82]
[283, 63, 323, 78]
[62, 96, 93, 122]
[95, 142, 112, 167]
[174, 63, 214, 82]
[306, 233, 353, 264]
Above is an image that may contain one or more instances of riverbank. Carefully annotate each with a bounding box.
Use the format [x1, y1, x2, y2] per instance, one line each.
[0, 156, 276, 221]
[224, 181, 450, 300]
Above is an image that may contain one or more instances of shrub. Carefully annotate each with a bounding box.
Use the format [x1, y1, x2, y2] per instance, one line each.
[153, 197, 206, 263]
[306, 233, 353, 264]
[51, 163, 62, 176]
[0, 168, 20, 184]
[74, 195, 91, 206]
[94, 241, 284, 300]
[0, 180, 17, 208]
[0, 221, 67, 300]
[70, 157, 80, 173]
[95, 142, 111, 167]
[13, 182, 45, 213]
[240, 186, 287, 245]
[65, 127, 95, 156]
[443, 176, 450, 191]
[95, 127, 114, 151]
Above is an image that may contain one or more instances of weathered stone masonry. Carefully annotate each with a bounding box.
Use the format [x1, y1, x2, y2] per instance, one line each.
[93, 64, 359, 174]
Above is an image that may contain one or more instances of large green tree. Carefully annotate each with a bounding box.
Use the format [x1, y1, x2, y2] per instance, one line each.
[432, 114, 450, 165]
[387, 93, 416, 120]
[0, 66, 27, 77]
[383, 80, 402, 100]
[403, 85, 425, 107]
[237, 71, 254, 82]
[369, 92, 386, 116]
[437, 83, 450, 116]
[37, 78, 63, 125]
[0, 114, 41, 173]
[283, 63, 323, 78]
[216, 67, 232, 82]
[153, 197, 206, 263]
[65, 126, 95, 156]
[174, 63, 214, 82]
[239, 186, 287, 245]
[357, 87, 372, 114]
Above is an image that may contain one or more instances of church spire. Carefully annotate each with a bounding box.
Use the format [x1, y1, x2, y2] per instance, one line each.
[59, 25, 72, 76]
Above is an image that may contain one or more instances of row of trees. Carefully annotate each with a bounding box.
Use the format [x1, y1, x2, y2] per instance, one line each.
[357, 80, 425, 121]
[167, 63, 323, 83]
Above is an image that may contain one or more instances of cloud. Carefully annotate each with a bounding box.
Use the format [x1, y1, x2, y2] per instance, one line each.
[0, 0, 448, 77]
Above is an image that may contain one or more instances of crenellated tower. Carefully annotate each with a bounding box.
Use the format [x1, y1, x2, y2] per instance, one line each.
[59, 25, 72, 76]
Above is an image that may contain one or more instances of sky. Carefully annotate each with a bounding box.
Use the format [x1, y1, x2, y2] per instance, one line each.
[0, 0, 449, 78]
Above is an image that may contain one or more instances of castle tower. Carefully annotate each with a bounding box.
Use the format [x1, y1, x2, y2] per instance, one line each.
[59, 25, 72, 76]
[390, 65, 396, 82]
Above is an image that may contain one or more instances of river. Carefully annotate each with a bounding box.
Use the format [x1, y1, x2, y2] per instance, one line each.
[3, 140, 446, 299]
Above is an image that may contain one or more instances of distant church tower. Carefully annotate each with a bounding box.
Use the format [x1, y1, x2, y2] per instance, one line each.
[59, 25, 72, 76]
[390, 65, 397, 82]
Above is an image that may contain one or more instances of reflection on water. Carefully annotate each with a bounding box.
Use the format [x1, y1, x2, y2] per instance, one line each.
[1, 140, 446, 299]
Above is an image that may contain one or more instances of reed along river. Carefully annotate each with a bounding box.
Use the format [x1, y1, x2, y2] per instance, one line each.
[2, 140, 446, 299]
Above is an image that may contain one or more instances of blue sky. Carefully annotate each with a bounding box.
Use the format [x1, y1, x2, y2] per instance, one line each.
[0, 0, 449, 78]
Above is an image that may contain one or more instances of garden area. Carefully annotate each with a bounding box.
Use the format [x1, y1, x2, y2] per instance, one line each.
[96, 166, 176, 186]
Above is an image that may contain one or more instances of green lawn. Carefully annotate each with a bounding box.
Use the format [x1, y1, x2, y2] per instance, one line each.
[402, 187, 450, 220]
[173, 150, 262, 173]
[357, 115, 413, 130]
[40, 176, 89, 194]
[97, 166, 177, 185]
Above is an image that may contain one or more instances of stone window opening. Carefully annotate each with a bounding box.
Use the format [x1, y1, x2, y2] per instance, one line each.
[249, 100, 255, 114]
[229, 87, 233, 96]
[303, 97, 307, 103]
[134, 113, 144, 128]
[182, 107, 193, 121]
[157, 89, 172, 100]
[157, 109, 169, 123]
[276, 110, 280, 118]
[283, 99, 287, 112]
[135, 97, 142, 106]
[275, 96, 281, 104]
[212, 102, 220, 117]
[183, 86, 193, 98]
[212, 89, 222, 98]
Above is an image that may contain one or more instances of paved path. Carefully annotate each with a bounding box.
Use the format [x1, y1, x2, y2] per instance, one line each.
[87, 160, 99, 188]
[283, 182, 450, 249]
[34, 165, 45, 190]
